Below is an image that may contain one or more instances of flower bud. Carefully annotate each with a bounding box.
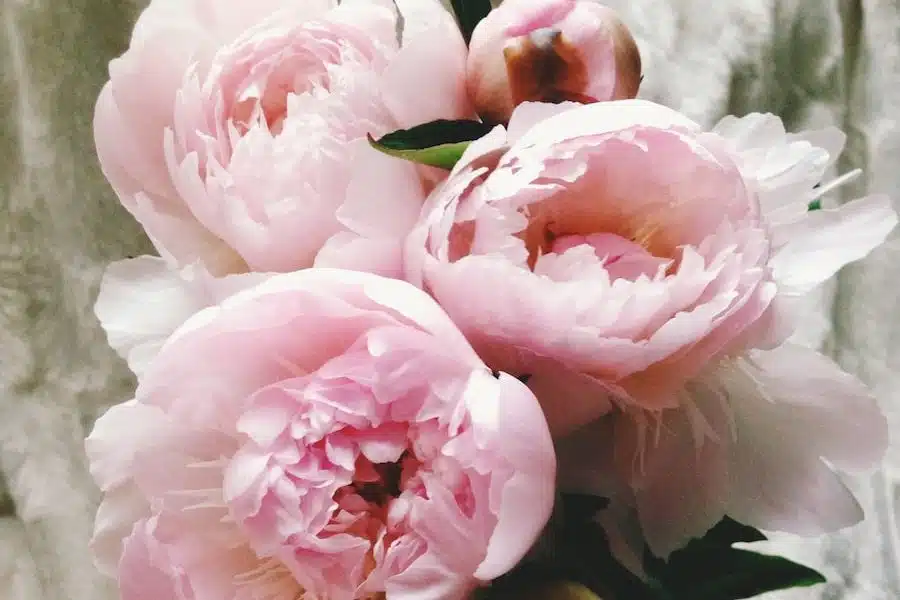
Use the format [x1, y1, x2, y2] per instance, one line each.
[467, 0, 642, 123]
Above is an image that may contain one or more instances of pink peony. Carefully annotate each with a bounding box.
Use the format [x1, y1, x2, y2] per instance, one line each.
[94, 0, 470, 276]
[86, 269, 556, 600]
[467, 0, 641, 124]
[405, 100, 895, 554]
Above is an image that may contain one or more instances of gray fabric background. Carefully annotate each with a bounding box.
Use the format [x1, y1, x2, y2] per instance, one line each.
[1, 0, 898, 597]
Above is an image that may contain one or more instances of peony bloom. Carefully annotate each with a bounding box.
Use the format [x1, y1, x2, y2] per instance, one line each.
[86, 269, 556, 600]
[405, 100, 895, 554]
[94, 0, 470, 276]
[467, 0, 641, 124]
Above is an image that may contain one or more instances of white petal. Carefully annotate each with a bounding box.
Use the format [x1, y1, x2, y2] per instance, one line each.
[718, 344, 886, 534]
[744, 344, 887, 471]
[392, 0, 454, 41]
[618, 398, 732, 557]
[91, 482, 152, 576]
[95, 255, 270, 376]
[712, 113, 846, 224]
[768, 194, 897, 293]
[712, 113, 787, 151]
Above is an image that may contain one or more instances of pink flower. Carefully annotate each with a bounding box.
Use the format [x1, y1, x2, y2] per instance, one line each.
[86, 269, 556, 600]
[94, 0, 470, 276]
[405, 100, 895, 554]
[467, 0, 641, 124]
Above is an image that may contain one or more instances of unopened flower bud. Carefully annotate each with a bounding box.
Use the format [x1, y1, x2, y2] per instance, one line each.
[467, 0, 642, 123]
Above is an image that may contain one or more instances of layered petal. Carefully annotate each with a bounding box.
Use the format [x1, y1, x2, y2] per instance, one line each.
[88, 269, 555, 598]
[406, 100, 771, 431]
[589, 344, 887, 556]
[95, 0, 467, 275]
[405, 101, 893, 559]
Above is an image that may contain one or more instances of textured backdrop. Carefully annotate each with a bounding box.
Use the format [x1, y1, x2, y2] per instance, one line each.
[1, 0, 898, 598]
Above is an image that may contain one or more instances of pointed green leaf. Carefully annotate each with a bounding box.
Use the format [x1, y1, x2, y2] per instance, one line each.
[808, 198, 822, 211]
[644, 519, 824, 599]
[367, 119, 494, 169]
[695, 518, 767, 547]
[488, 496, 822, 600]
[450, 0, 494, 45]
[656, 548, 825, 599]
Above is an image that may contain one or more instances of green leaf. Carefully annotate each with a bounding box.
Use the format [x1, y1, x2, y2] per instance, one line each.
[484, 493, 824, 600]
[644, 519, 824, 599]
[652, 548, 825, 599]
[367, 119, 494, 169]
[808, 198, 822, 211]
[450, 0, 494, 45]
[696, 518, 767, 546]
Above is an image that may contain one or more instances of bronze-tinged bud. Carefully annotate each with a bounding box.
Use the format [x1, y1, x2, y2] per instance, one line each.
[467, 0, 642, 124]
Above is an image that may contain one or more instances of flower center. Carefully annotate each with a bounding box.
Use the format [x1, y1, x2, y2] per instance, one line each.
[227, 48, 331, 137]
[330, 451, 422, 542]
[347, 457, 405, 506]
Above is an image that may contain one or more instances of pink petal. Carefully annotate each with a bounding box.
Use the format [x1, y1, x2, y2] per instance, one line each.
[118, 518, 194, 600]
[720, 344, 885, 534]
[505, 101, 583, 143]
[315, 233, 406, 279]
[471, 372, 556, 579]
[512, 98, 701, 150]
[381, 0, 472, 127]
[95, 88, 239, 271]
[337, 138, 426, 239]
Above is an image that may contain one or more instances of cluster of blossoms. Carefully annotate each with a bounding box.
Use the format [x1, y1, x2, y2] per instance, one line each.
[87, 0, 897, 599]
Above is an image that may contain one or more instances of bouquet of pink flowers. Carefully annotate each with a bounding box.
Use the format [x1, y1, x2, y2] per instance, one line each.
[86, 0, 897, 598]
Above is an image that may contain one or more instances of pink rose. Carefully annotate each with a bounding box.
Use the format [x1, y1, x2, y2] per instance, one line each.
[406, 100, 895, 555]
[86, 269, 555, 600]
[467, 0, 641, 124]
[94, 0, 470, 276]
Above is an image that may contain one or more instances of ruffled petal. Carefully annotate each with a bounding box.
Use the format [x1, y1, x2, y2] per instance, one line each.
[118, 518, 194, 600]
[719, 345, 886, 533]
[614, 396, 732, 556]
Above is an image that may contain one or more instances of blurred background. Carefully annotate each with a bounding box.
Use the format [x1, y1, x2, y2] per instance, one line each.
[1, 0, 898, 598]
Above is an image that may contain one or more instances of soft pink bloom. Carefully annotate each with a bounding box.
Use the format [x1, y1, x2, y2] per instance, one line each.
[406, 100, 895, 554]
[467, 0, 641, 124]
[94, 0, 470, 276]
[87, 269, 556, 600]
